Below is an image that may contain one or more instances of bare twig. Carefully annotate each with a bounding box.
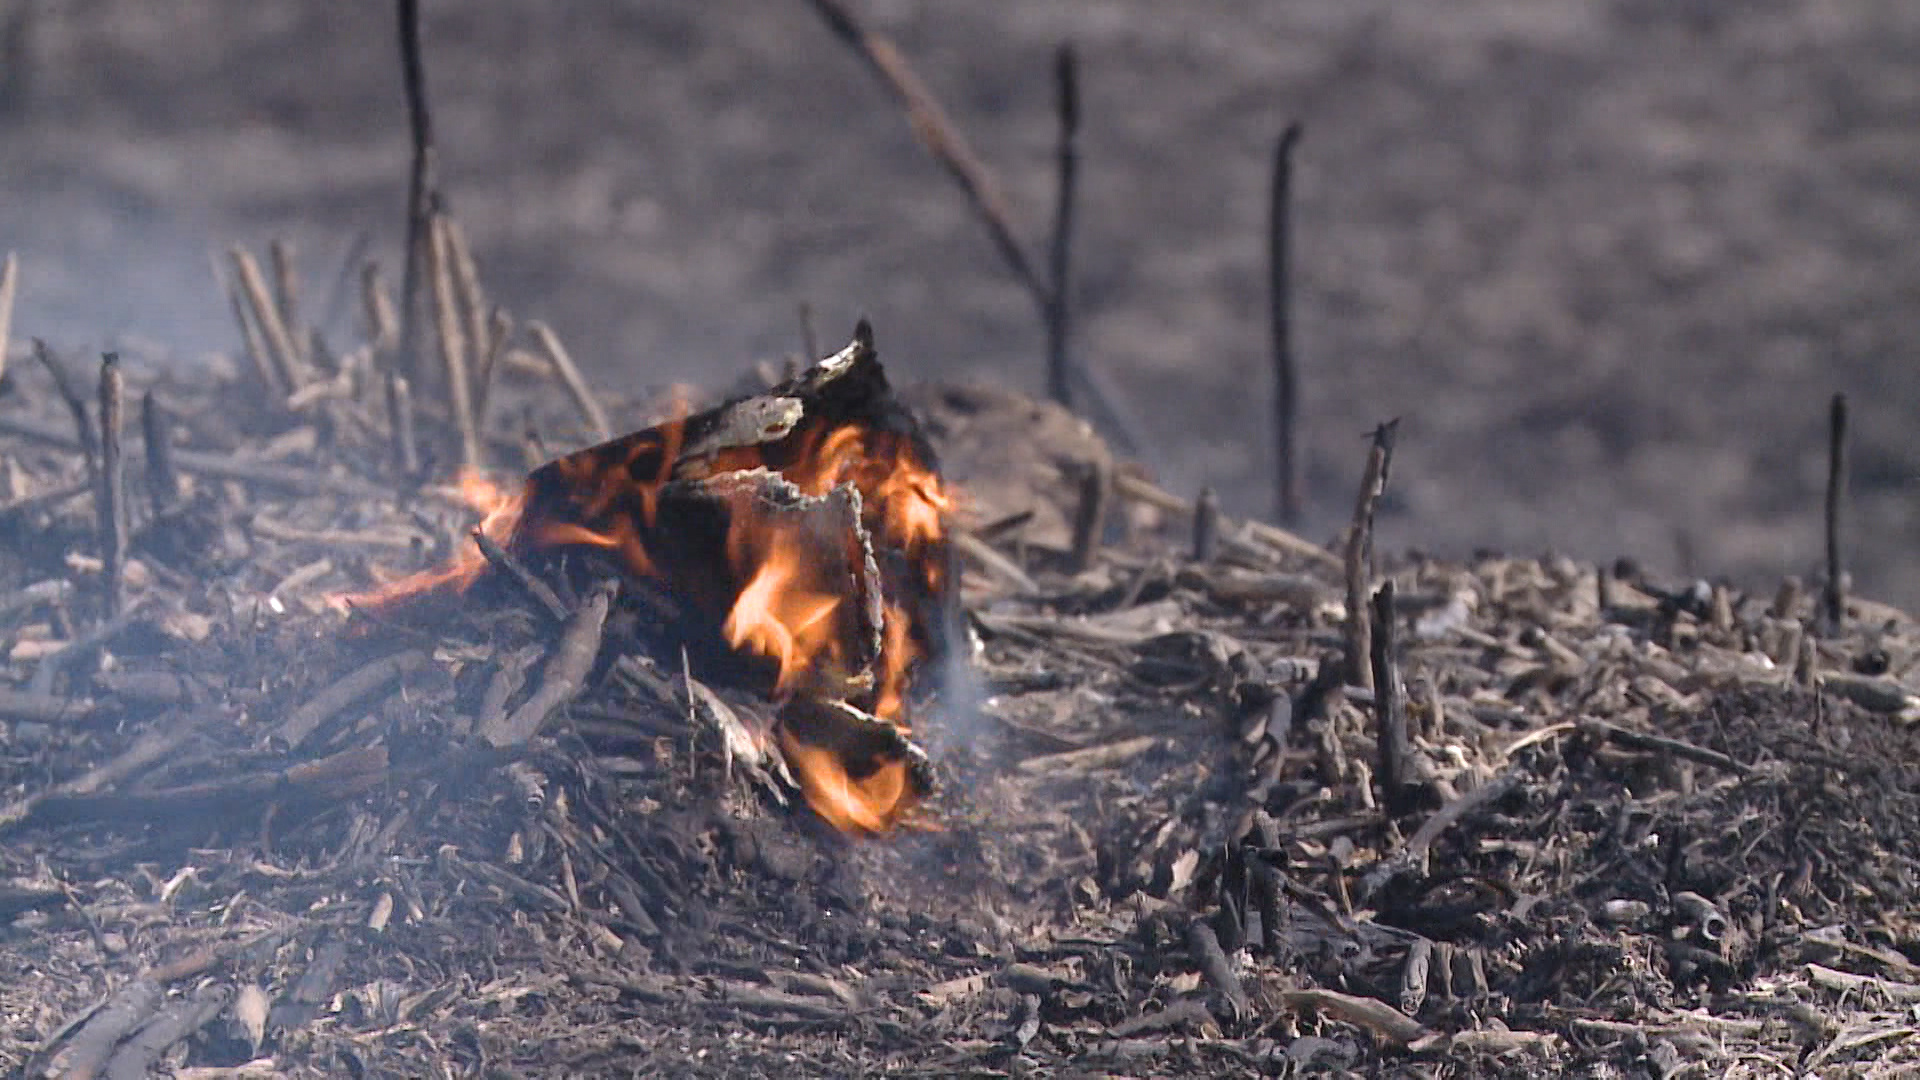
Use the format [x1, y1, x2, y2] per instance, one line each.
[528, 320, 612, 442]
[140, 391, 182, 514]
[1580, 718, 1750, 775]
[801, 0, 1043, 299]
[230, 247, 305, 391]
[1067, 458, 1108, 573]
[481, 580, 616, 747]
[1045, 42, 1078, 408]
[799, 0, 1143, 454]
[472, 305, 512, 435]
[1186, 918, 1248, 1018]
[362, 260, 400, 355]
[1344, 420, 1398, 689]
[430, 214, 482, 470]
[472, 527, 569, 623]
[270, 649, 428, 750]
[268, 238, 308, 369]
[442, 214, 491, 382]
[96, 354, 127, 616]
[1270, 122, 1304, 524]
[0, 251, 17, 386]
[386, 372, 420, 480]
[1370, 580, 1410, 809]
[1823, 392, 1847, 629]
[224, 268, 280, 395]
[32, 338, 98, 472]
[396, 0, 438, 386]
[1192, 485, 1219, 563]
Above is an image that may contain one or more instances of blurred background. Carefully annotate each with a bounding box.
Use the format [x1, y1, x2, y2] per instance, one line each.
[2, 1, 1916, 604]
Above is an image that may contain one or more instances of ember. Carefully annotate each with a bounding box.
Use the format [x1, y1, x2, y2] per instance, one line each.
[348, 324, 956, 833]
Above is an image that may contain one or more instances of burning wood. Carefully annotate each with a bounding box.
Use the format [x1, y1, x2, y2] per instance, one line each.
[346, 323, 956, 834]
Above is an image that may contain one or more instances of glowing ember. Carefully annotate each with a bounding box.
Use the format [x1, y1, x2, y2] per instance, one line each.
[344, 328, 955, 834]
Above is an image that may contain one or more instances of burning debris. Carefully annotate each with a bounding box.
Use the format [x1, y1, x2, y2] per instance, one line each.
[347, 322, 955, 834]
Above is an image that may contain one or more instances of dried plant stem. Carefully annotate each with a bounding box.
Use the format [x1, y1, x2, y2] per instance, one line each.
[443, 216, 490, 376]
[1045, 43, 1078, 408]
[0, 251, 17, 386]
[1370, 580, 1409, 809]
[1270, 122, 1304, 524]
[396, 0, 438, 386]
[97, 355, 128, 616]
[362, 261, 400, 355]
[387, 372, 419, 479]
[141, 391, 181, 514]
[225, 273, 279, 395]
[472, 306, 512, 436]
[1344, 420, 1398, 689]
[429, 215, 482, 470]
[1823, 392, 1848, 629]
[229, 248, 305, 392]
[528, 320, 611, 442]
[1067, 458, 1109, 573]
[482, 580, 616, 748]
[33, 338, 97, 474]
[1192, 485, 1220, 563]
[268, 238, 307, 369]
[802, 0, 1043, 300]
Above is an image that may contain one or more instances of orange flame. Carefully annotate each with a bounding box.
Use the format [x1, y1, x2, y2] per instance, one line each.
[778, 731, 916, 835]
[345, 399, 952, 834]
[723, 532, 844, 695]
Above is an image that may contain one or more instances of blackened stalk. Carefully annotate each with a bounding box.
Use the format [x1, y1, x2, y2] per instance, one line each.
[140, 391, 181, 514]
[1344, 420, 1398, 690]
[1192, 485, 1220, 563]
[387, 373, 419, 481]
[0, 252, 16, 387]
[1067, 458, 1108, 573]
[396, 0, 438, 387]
[97, 354, 127, 616]
[1045, 43, 1078, 408]
[1370, 580, 1409, 810]
[1270, 123, 1304, 524]
[1823, 392, 1848, 629]
[33, 339, 98, 474]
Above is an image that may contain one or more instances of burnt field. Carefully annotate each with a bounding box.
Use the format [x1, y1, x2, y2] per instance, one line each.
[2, 2, 1920, 1077]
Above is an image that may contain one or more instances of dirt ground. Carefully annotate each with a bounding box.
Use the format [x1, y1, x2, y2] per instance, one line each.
[2, 4, 1918, 596]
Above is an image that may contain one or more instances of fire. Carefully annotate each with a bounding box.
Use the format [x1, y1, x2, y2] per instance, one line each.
[722, 531, 844, 694]
[778, 733, 914, 835]
[346, 333, 952, 834]
[336, 468, 525, 610]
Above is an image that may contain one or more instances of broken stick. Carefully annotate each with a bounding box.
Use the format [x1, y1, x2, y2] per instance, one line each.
[97, 354, 128, 616]
[1344, 420, 1398, 690]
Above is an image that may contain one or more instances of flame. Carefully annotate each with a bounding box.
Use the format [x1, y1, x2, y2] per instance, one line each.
[778, 730, 915, 836]
[723, 531, 844, 694]
[346, 393, 953, 834]
[335, 468, 525, 610]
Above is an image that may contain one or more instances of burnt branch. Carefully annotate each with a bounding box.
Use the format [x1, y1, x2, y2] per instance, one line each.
[1370, 580, 1409, 810]
[0, 251, 16, 387]
[96, 353, 127, 616]
[1823, 391, 1848, 630]
[396, 0, 439, 386]
[32, 338, 97, 474]
[801, 0, 1044, 302]
[481, 580, 616, 748]
[140, 390, 182, 515]
[1343, 419, 1397, 689]
[1045, 42, 1079, 408]
[1270, 122, 1304, 524]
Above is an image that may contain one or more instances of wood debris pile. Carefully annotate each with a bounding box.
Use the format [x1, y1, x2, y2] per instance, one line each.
[0, 243, 1917, 1077]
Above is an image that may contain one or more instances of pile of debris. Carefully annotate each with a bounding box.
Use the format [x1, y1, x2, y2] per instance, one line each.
[1, 243, 1918, 1077]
